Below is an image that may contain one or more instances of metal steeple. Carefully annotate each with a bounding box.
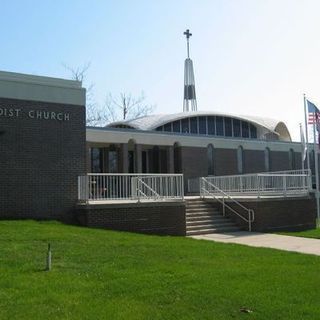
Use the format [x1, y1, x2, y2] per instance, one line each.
[183, 29, 197, 112]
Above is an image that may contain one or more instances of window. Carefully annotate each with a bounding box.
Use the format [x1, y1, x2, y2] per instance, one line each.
[172, 120, 181, 133]
[174, 143, 181, 173]
[250, 124, 257, 139]
[199, 116, 207, 134]
[108, 150, 118, 173]
[264, 148, 270, 172]
[241, 121, 249, 138]
[289, 149, 295, 170]
[207, 144, 214, 175]
[225, 117, 232, 137]
[164, 122, 172, 132]
[142, 151, 147, 173]
[216, 116, 224, 136]
[153, 116, 259, 140]
[207, 116, 215, 135]
[237, 146, 244, 174]
[233, 119, 241, 137]
[91, 148, 103, 173]
[181, 118, 189, 133]
[190, 117, 198, 134]
[128, 151, 134, 173]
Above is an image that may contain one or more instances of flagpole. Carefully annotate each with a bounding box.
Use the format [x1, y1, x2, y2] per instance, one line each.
[304, 94, 310, 173]
[312, 112, 320, 226]
[300, 123, 304, 170]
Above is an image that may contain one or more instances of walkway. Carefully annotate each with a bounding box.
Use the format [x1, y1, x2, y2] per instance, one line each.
[191, 232, 320, 256]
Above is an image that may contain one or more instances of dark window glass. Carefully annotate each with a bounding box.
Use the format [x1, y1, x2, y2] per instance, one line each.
[108, 151, 118, 173]
[190, 117, 198, 134]
[142, 151, 147, 173]
[156, 126, 163, 131]
[199, 116, 207, 134]
[216, 116, 224, 136]
[91, 148, 102, 173]
[172, 120, 180, 133]
[174, 144, 181, 173]
[250, 124, 257, 139]
[181, 118, 189, 133]
[241, 121, 249, 138]
[128, 151, 134, 173]
[233, 119, 241, 137]
[225, 117, 232, 137]
[207, 116, 215, 135]
[164, 122, 172, 132]
[289, 149, 295, 170]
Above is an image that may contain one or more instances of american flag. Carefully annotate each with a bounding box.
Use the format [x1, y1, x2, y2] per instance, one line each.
[307, 99, 320, 147]
[307, 100, 320, 126]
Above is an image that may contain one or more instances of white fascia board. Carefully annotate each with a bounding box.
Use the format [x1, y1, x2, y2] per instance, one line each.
[0, 70, 85, 106]
[86, 128, 303, 152]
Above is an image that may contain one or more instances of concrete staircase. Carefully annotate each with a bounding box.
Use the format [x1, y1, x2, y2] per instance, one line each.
[186, 198, 241, 236]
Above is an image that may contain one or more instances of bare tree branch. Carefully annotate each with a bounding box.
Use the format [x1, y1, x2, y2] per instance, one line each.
[63, 62, 155, 126]
[107, 92, 155, 122]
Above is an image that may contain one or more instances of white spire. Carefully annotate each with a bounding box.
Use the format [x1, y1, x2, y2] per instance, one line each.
[183, 29, 197, 112]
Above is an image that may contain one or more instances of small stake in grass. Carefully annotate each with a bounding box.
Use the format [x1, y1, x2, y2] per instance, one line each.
[46, 243, 52, 271]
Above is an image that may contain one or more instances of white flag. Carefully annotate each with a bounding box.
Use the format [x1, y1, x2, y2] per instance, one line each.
[300, 124, 307, 161]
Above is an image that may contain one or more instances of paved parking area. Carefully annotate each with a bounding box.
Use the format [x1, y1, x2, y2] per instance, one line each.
[191, 232, 320, 256]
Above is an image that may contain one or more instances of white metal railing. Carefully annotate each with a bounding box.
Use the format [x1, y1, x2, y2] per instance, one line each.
[78, 173, 184, 202]
[200, 177, 255, 231]
[200, 170, 312, 197]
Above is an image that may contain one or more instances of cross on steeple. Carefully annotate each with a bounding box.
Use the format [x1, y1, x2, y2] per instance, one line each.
[184, 29, 192, 39]
[184, 29, 192, 58]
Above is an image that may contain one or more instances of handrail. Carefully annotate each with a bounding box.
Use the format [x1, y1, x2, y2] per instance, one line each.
[201, 177, 255, 232]
[136, 178, 160, 199]
[78, 173, 184, 202]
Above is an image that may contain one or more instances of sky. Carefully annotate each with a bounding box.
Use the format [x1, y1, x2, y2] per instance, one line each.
[1, 0, 320, 141]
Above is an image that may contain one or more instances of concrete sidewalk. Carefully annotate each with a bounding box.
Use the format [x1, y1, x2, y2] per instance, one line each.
[191, 232, 320, 256]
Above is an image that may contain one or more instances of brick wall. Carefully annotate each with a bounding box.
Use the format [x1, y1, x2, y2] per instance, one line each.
[0, 98, 86, 220]
[215, 148, 238, 175]
[270, 151, 289, 171]
[181, 146, 208, 180]
[75, 202, 186, 236]
[208, 197, 316, 232]
[244, 150, 265, 173]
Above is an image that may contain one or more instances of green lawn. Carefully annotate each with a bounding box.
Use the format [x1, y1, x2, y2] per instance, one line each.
[278, 228, 320, 239]
[1, 221, 320, 320]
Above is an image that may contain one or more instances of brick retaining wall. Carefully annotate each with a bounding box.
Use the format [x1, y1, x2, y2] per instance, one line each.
[75, 201, 186, 236]
[207, 196, 316, 232]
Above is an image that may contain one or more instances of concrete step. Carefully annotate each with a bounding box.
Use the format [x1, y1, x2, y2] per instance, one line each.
[186, 215, 224, 221]
[186, 210, 222, 215]
[186, 206, 219, 211]
[186, 218, 231, 226]
[186, 226, 241, 236]
[187, 222, 236, 231]
[186, 210, 221, 216]
[186, 202, 216, 207]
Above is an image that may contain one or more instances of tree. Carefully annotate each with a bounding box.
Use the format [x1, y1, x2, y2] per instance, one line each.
[105, 92, 155, 123]
[64, 63, 155, 126]
[63, 62, 104, 126]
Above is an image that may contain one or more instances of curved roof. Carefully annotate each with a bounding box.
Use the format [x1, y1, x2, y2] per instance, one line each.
[107, 111, 291, 141]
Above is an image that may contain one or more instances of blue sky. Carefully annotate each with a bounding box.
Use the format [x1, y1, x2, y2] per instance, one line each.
[1, 0, 320, 141]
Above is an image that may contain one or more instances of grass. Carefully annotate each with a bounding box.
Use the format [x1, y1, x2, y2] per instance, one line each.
[0, 220, 320, 320]
[278, 228, 320, 239]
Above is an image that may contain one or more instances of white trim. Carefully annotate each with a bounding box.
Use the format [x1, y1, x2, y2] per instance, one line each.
[86, 128, 303, 152]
